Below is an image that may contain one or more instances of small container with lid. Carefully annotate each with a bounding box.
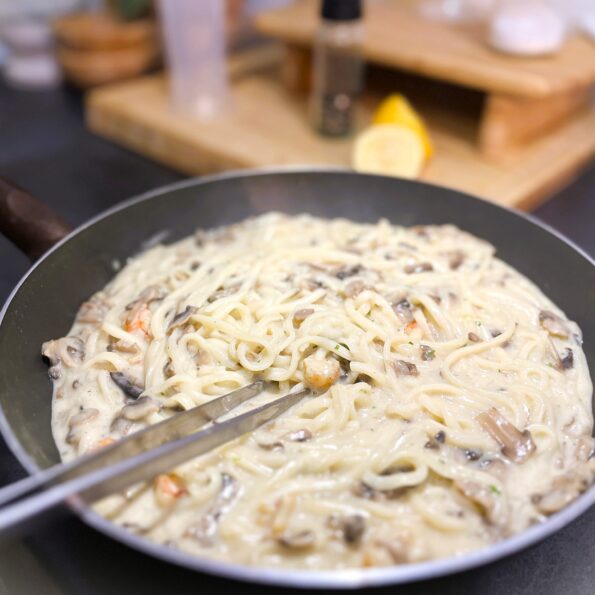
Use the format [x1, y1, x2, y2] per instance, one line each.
[310, 0, 364, 137]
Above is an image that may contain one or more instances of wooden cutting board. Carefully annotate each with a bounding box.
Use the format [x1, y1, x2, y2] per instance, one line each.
[86, 67, 595, 210]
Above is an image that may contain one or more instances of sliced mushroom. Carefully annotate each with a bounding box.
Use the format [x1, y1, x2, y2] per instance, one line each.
[425, 430, 446, 449]
[112, 339, 139, 354]
[120, 396, 160, 421]
[334, 264, 363, 280]
[539, 310, 570, 339]
[420, 345, 436, 361]
[343, 280, 367, 298]
[286, 428, 313, 442]
[194, 349, 211, 366]
[207, 284, 241, 303]
[404, 262, 433, 274]
[468, 332, 481, 342]
[531, 474, 587, 515]
[454, 480, 499, 523]
[393, 360, 419, 377]
[77, 294, 109, 324]
[351, 480, 407, 501]
[391, 299, 414, 324]
[343, 515, 366, 544]
[48, 366, 62, 380]
[364, 537, 410, 565]
[478, 457, 507, 478]
[352, 480, 378, 500]
[125, 285, 166, 311]
[168, 306, 197, 332]
[42, 337, 85, 369]
[477, 407, 536, 463]
[448, 250, 465, 270]
[328, 514, 366, 545]
[293, 308, 314, 322]
[303, 357, 340, 391]
[137, 285, 166, 304]
[546, 337, 571, 371]
[576, 435, 595, 462]
[278, 530, 316, 550]
[69, 408, 99, 426]
[186, 473, 240, 546]
[110, 371, 144, 400]
[66, 408, 99, 445]
[464, 449, 482, 461]
[411, 225, 430, 238]
[110, 416, 133, 436]
[379, 538, 409, 564]
[300, 277, 326, 291]
[559, 348, 574, 370]
[257, 440, 284, 451]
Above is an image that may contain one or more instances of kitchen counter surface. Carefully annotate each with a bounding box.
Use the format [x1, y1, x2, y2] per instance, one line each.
[0, 81, 593, 595]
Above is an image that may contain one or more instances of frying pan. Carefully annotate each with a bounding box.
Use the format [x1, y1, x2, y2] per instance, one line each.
[0, 168, 593, 589]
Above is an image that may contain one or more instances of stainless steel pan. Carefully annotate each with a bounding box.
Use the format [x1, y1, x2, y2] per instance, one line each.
[0, 168, 593, 589]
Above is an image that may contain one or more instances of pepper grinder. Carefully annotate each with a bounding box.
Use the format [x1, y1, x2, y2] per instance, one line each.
[310, 0, 364, 137]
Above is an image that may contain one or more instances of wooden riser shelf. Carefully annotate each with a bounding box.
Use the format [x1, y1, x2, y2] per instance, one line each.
[256, 0, 595, 157]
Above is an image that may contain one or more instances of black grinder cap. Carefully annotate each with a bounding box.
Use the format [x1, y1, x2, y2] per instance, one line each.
[321, 0, 363, 21]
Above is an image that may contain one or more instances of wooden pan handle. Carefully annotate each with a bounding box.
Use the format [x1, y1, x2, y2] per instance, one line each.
[0, 178, 74, 261]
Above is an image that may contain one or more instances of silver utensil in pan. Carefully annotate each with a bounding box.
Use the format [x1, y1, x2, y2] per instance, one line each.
[0, 381, 309, 539]
[0, 168, 593, 589]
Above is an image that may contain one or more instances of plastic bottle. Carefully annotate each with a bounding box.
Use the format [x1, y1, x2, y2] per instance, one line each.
[158, 0, 229, 119]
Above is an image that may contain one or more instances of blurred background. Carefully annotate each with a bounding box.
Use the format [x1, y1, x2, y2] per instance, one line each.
[0, 2, 594, 594]
[1, 0, 594, 205]
[1, 0, 594, 208]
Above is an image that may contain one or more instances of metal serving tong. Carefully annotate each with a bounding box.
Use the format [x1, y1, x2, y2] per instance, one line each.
[0, 381, 309, 540]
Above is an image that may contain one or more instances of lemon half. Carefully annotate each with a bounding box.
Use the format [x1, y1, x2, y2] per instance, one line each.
[373, 94, 433, 159]
[353, 124, 425, 179]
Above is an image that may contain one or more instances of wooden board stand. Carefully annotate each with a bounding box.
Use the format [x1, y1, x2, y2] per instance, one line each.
[86, 64, 595, 210]
[255, 0, 595, 157]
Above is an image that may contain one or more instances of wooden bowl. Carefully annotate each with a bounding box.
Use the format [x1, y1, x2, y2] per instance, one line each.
[57, 42, 159, 88]
[53, 12, 156, 51]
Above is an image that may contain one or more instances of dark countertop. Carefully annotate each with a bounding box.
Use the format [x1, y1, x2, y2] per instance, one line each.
[0, 82, 593, 595]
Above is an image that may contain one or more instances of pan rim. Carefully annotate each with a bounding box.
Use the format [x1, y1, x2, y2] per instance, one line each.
[0, 166, 593, 588]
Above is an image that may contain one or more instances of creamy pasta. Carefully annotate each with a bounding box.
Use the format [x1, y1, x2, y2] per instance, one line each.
[43, 213, 594, 569]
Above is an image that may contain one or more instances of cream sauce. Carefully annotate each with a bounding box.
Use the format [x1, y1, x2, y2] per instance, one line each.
[45, 214, 594, 569]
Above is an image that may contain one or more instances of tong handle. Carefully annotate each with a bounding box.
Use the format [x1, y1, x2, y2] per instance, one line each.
[0, 385, 307, 541]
